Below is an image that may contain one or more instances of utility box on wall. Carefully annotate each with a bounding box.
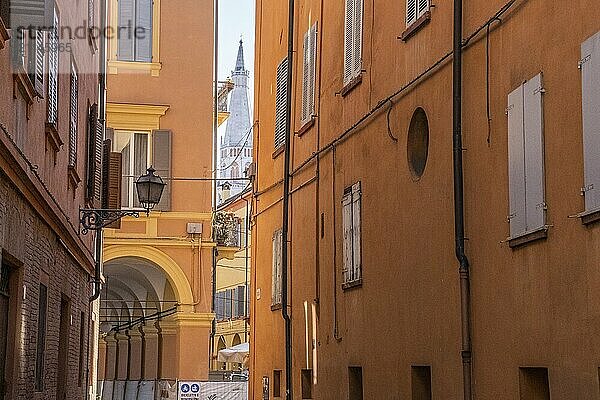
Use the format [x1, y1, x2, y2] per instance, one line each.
[187, 223, 203, 234]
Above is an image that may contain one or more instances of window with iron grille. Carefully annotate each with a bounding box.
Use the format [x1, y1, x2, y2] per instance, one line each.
[274, 58, 288, 149]
[342, 182, 361, 285]
[68, 60, 79, 168]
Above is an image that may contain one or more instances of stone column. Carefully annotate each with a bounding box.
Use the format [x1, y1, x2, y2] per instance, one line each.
[115, 332, 130, 380]
[104, 334, 118, 381]
[97, 337, 107, 381]
[141, 324, 159, 380]
[127, 329, 143, 380]
[157, 319, 178, 380]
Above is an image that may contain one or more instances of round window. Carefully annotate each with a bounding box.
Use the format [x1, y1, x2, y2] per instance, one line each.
[407, 107, 429, 180]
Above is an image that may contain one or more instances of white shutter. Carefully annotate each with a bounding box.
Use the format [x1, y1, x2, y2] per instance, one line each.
[301, 23, 318, 126]
[523, 73, 546, 231]
[69, 62, 78, 168]
[135, 0, 152, 62]
[343, 0, 354, 85]
[406, 0, 417, 27]
[272, 229, 283, 305]
[117, 0, 135, 61]
[582, 31, 600, 212]
[351, 182, 362, 282]
[47, 9, 59, 125]
[275, 58, 288, 149]
[507, 84, 526, 237]
[301, 29, 310, 124]
[417, 0, 429, 19]
[33, 30, 44, 96]
[352, 0, 363, 79]
[342, 191, 353, 283]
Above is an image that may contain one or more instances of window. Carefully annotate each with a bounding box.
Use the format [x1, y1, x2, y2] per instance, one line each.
[28, 29, 45, 96]
[34, 284, 47, 392]
[301, 369, 313, 399]
[275, 58, 288, 150]
[407, 108, 429, 180]
[86, 104, 103, 202]
[231, 162, 240, 179]
[348, 367, 363, 400]
[237, 285, 246, 318]
[225, 288, 232, 319]
[507, 73, 546, 239]
[519, 367, 550, 400]
[14, 92, 27, 149]
[0, 263, 12, 399]
[273, 370, 281, 398]
[113, 130, 149, 208]
[411, 366, 432, 400]
[272, 228, 283, 306]
[343, 0, 363, 86]
[581, 31, 600, 213]
[47, 8, 59, 126]
[78, 312, 86, 386]
[301, 23, 317, 126]
[117, 0, 152, 62]
[406, 0, 430, 27]
[69, 59, 79, 168]
[342, 182, 362, 286]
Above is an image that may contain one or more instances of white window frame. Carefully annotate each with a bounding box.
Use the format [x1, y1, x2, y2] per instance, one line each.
[342, 182, 362, 285]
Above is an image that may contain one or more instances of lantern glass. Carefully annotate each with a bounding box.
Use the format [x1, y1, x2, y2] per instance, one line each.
[135, 167, 166, 213]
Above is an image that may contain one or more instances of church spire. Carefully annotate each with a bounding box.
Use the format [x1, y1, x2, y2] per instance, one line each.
[235, 39, 245, 72]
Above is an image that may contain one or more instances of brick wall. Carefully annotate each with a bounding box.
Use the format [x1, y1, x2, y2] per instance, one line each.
[0, 170, 92, 400]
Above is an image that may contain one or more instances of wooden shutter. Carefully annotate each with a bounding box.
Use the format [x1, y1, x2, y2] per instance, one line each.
[417, 0, 429, 19]
[343, 0, 354, 85]
[102, 139, 123, 227]
[272, 229, 282, 305]
[406, 0, 417, 27]
[351, 182, 362, 281]
[301, 23, 317, 126]
[117, 0, 135, 61]
[342, 189, 353, 283]
[86, 104, 100, 201]
[507, 83, 527, 237]
[135, 0, 152, 62]
[275, 58, 288, 149]
[152, 130, 172, 211]
[47, 10, 59, 125]
[523, 73, 546, 231]
[68, 62, 78, 168]
[225, 289, 232, 319]
[582, 31, 600, 212]
[7, 0, 54, 28]
[237, 285, 245, 318]
[353, 0, 363, 79]
[29, 30, 44, 97]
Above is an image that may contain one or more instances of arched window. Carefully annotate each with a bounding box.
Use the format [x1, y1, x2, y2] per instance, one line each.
[231, 163, 240, 179]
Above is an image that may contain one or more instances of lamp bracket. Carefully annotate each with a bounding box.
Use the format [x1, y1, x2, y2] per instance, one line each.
[79, 208, 141, 234]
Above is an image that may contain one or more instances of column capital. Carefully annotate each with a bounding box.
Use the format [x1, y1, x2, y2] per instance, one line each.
[104, 333, 117, 346]
[140, 323, 159, 336]
[127, 328, 143, 342]
[115, 332, 129, 342]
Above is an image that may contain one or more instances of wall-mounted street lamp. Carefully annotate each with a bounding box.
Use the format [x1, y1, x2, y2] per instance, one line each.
[79, 167, 166, 235]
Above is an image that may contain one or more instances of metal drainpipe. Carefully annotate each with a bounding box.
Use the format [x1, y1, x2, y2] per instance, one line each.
[281, 0, 295, 398]
[453, 0, 472, 399]
[244, 195, 250, 342]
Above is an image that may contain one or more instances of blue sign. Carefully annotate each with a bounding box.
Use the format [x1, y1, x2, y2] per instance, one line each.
[181, 384, 190, 393]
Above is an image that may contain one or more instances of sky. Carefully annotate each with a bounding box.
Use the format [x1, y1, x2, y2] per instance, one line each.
[217, 0, 255, 110]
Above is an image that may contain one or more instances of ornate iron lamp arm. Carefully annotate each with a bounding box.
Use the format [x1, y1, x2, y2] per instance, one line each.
[79, 209, 141, 235]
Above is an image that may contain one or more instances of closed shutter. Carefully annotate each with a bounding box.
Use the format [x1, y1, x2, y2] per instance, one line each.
[86, 104, 99, 201]
[582, 31, 600, 212]
[133, 133, 149, 207]
[117, 0, 135, 61]
[301, 23, 317, 126]
[507, 74, 546, 238]
[7, 0, 54, 28]
[231, 287, 238, 318]
[135, 0, 152, 62]
[342, 189, 353, 283]
[351, 182, 362, 281]
[406, 0, 417, 26]
[237, 285, 245, 318]
[417, 0, 429, 19]
[343, 0, 354, 84]
[272, 229, 282, 305]
[152, 130, 172, 211]
[274, 58, 288, 149]
[102, 139, 123, 227]
[69, 62, 78, 168]
[225, 289, 232, 319]
[353, 0, 363, 78]
[47, 10, 59, 125]
[93, 117, 103, 201]
[29, 30, 45, 97]
[523, 73, 546, 231]
[507, 83, 527, 237]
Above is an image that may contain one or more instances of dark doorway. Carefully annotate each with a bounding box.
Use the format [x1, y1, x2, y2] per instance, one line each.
[56, 296, 71, 400]
[0, 264, 11, 400]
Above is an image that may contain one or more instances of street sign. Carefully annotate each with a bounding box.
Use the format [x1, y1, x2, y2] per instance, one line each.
[178, 381, 201, 400]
